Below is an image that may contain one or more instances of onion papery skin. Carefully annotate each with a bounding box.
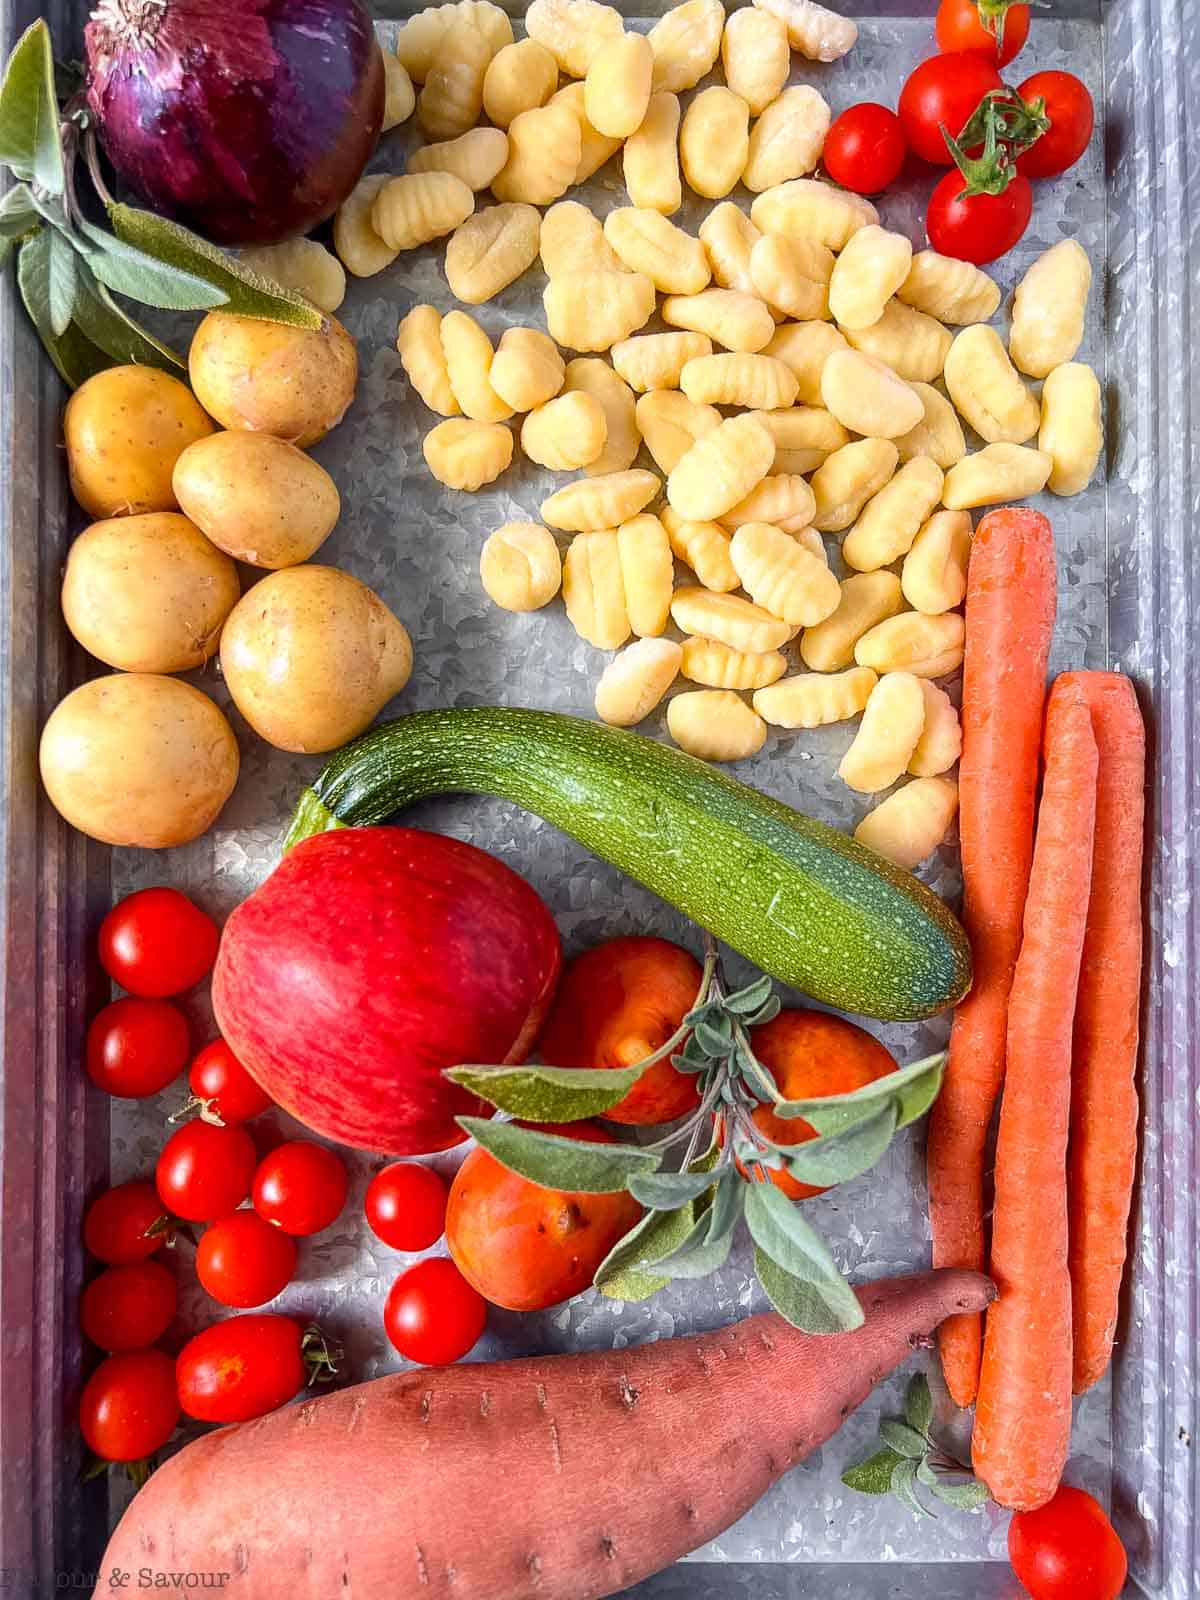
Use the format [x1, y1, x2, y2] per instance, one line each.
[85, 0, 385, 247]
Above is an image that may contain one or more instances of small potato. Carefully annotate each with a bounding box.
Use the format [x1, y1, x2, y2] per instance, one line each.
[563, 529, 630, 649]
[372, 171, 475, 250]
[408, 128, 510, 190]
[595, 637, 682, 726]
[65, 365, 214, 520]
[753, 665, 877, 730]
[667, 413, 775, 522]
[842, 456, 945, 574]
[543, 271, 657, 353]
[854, 611, 966, 679]
[743, 85, 832, 193]
[670, 585, 792, 653]
[173, 431, 340, 569]
[894, 382, 966, 469]
[799, 571, 903, 673]
[943, 325, 1040, 445]
[480, 522, 562, 611]
[721, 7, 789, 115]
[837, 670, 926, 793]
[820, 349, 923, 439]
[754, 406, 850, 475]
[381, 49, 416, 130]
[623, 91, 682, 215]
[492, 103, 582, 205]
[829, 226, 914, 332]
[901, 509, 972, 615]
[490, 328, 565, 413]
[614, 332, 714, 393]
[909, 679, 962, 777]
[680, 87, 751, 201]
[604, 209, 711, 295]
[445, 204, 541, 305]
[854, 777, 959, 869]
[843, 301, 952, 385]
[809, 437, 899, 533]
[189, 312, 357, 449]
[1039, 362, 1103, 497]
[765, 321, 849, 405]
[617, 513, 674, 637]
[483, 38, 558, 128]
[334, 174, 400, 279]
[398, 304, 459, 417]
[647, 0, 724, 91]
[541, 469, 660, 531]
[636, 389, 721, 474]
[564, 359, 641, 475]
[730, 521, 840, 627]
[585, 31, 653, 138]
[61, 512, 240, 674]
[662, 290, 776, 355]
[424, 418, 514, 489]
[681, 352, 798, 411]
[520, 391, 608, 470]
[660, 505, 738, 591]
[718, 474, 816, 535]
[240, 239, 346, 314]
[667, 690, 767, 763]
[39, 673, 239, 848]
[750, 178, 878, 252]
[220, 566, 413, 754]
[700, 203, 762, 296]
[942, 443, 1052, 510]
[749, 233, 834, 323]
[540, 201, 625, 278]
[550, 82, 624, 182]
[681, 636, 786, 690]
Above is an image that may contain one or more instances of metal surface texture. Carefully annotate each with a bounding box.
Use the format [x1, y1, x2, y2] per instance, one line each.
[0, 0, 1196, 1593]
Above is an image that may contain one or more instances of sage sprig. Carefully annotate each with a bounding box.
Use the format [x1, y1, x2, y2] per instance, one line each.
[445, 935, 947, 1336]
[842, 1375, 990, 1516]
[0, 21, 322, 389]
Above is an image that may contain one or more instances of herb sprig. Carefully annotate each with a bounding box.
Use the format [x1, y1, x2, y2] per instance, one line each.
[842, 1375, 991, 1516]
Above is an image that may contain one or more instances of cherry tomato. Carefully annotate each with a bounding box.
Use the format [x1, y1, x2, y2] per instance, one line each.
[85, 997, 190, 1099]
[186, 1039, 273, 1125]
[1009, 1486, 1128, 1600]
[252, 1141, 348, 1237]
[823, 103, 907, 195]
[80, 1260, 177, 1352]
[927, 167, 1033, 263]
[98, 887, 219, 999]
[935, 0, 1030, 66]
[176, 1314, 312, 1423]
[156, 1120, 257, 1223]
[83, 1180, 171, 1265]
[365, 1163, 449, 1252]
[898, 53, 1004, 165]
[1016, 71, 1095, 179]
[196, 1210, 297, 1308]
[79, 1349, 179, 1462]
[384, 1258, 487, 1365]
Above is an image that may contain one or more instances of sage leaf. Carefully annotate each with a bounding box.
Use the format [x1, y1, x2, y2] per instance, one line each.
[694, 1015, 732, 1056]
[447, 1061, 649, 1122]
[916, 1457, 939, 1490]
[904, 1374, 934, 1437]
[456, 1117, 660, 1194]
[841, 1446, 905, 1495]
[928, 1476, 990, 1512]
[782, 1103, 898, 1188]
[744, 1183, 864, 1333]
[775, 1052, 946, 1136]
[628, 1169, 719, 1209]
[0, 22, 64, 193]
[723, 975, 774, 1016]
[880, 1420, 930, 1460]
[891, 1456, 933, 1519]
[19, 234, 108, 388]
[595, 1202, 698, 1301]
[651, 1180, 740, 1280]
[746, 995, 781, 1028]
[109, 204, 324, 329]
[75, 220, 229, 312]
[72, 267, 185, 372]
[893, 1053, 947, 1131]
[753, 1245, 863, 1335]
[46, 225, 76, 336]
[0, 183, 38, 237]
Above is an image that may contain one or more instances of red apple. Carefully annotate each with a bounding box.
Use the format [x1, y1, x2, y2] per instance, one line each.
[212, 828, 562, 1156]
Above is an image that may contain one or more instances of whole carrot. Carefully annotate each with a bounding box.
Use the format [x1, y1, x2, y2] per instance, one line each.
[927, 507, 1057, 1408]
[973, 684, 1098, 1510]
[1058, 673, 1146, 1394]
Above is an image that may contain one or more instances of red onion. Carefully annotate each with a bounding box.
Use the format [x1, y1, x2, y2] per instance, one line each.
[85, 0, 384, 247]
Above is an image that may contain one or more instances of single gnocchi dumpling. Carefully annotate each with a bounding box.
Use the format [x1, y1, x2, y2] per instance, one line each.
[749, 233, 834, 323]
[854, 777, 959, 868]
[623, 92, 683, 215]
[809, 437, 899, 533]
[752, 0, 858, 61]
[837, 671, 926, 793]
[396, 1, 510, 82]
[543, 270, 657, 352]
[730, 521, 840, 627]
[479, 521, 562, 611]
[893, 382, 966, 469]
[423, 418, 513, 491]
[854, 611, 965, 679]
[766, 321, 850, 405]
[909, 679, 962, 777]
[719, 473, 817, 536]
[843, 301, 952, 384]
[721, 8, 790, 115]
[753, 665, 878, 729]
[662, 290, 776, 354]
[444, 203, 541, 304]
[901, 509, 972, 615]
[898, 251, 1001, 326]
[562, 528, 630, 649]
[585, 31, 653, 138]
[520, 390, 608, 470]
[1039, 361, 1103, 497]
[681, 352, 799, 411]
[617, 513, 675, 637]
[408, 127, 509, 190]
[482, 38, 559, 128]
[417, 19, 491, 140]
[667, 689, 768, 763]
[397, 304, 459, 417]
[372, 172, 475, 251]
[943, 325, 1040, 444]
[660, 505, 739, 590]
[750, 179, 878, 252]
[799, 570, 903, 673]
[681, 635, 787, 690]
[440, 310, 512, 423]
[820, 349, 924, 440]
[525, 0, 624, 77]
[381, 50, 417, 130]
[604, 209, 711, 295]
[647, 0, 725, 92]
[1009, 239, 1092, 380]
[829, 226, 914, 332]
[541, 468, 660, 531]
[667, 413, 775, 522]
[755, 406, 851, 475]
[564, 359, 642, 475]
[492, 103, 582, 205]
[699, 203, 763, 296]
[841, 456, 945, 574]
[334, 175, 399, 279]
[540, 201, 625, 277]
[241, 238, 346, 315]
[941, 443, 1052, 510]
[550, 83, 625, 182]
[636, 390, 722, 474]
[613, 332, 714, 393]
[743, 86, 833, 194]
[671, 585, 793, 653]
[595, 637, 683, 726]
[679, 86, 752, 201]
[489, 327, 565, 414]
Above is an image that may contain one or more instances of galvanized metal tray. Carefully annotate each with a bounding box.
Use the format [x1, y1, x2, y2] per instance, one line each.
[1, 0, 1196, 1593]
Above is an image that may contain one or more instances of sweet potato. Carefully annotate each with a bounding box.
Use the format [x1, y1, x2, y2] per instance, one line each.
[97, 1270, 992, 1599]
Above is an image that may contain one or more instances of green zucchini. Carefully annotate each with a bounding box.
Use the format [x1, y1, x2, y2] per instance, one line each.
[285, 707, 971, 1022]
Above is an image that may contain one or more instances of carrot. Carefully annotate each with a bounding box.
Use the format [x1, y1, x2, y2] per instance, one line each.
[1057, 673, 1146, 1394]
[927, 507, 1057, 1408]
[973, 684, 1098, 1511]
[96, 1270, 995, 1600]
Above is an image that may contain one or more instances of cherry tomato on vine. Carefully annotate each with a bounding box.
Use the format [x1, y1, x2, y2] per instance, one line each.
[252, 1141, 348, 1237]
[384, 1258, 487, 1365]
[177, 1314, 322, 1423]
[86, 997, 190, 1099]
[365, 1162, 449, 1252]
[98, 887, 219, 999]
[79, 1349, 179, 1462]
[823, 103, 907, 195]
[80, 1260, 177, 1352]
[927, 166, 1033, 263]
[898, 53, 1004, 164]
[186, 1039, 273, 1125]
[196, 1210, 297, 1308]
[1015, 71, 1095, 178]
[935, 0, 1030, 67]
[1009, 1486, 1128, 1600]
[156, 1120, 257, 1223]
[83, 1180, 171, 1265]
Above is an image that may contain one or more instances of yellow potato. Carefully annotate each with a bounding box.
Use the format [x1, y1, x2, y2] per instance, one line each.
[61, 512, 239, 674]
[220, 567, 413, 753]
[172, 432, 340, 569]
[64, 365, 215, 520]
[39, 673, 239, 849]
[188, 312, 357, 449]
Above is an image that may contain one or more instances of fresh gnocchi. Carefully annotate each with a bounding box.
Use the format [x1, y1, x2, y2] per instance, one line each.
[595, 637, 683, 725]
[550, 83, 625, 182]
[408, 127, 509, 189]
[612, 332, 714, 392]
[1009, 239, 1092, 380]
[854, 611, 966, 679]
[617, 513, 675, 636]
[721, 7, 790, 115]
[660, 505, 739, 590]
[901, 509, 972, 615]
[670, 585, 794, 652]
[755, 405, 850, 474]
[397, 304, 459, 416]
[520, 390, 608, 469]
[241, 239, 345, 314]
[854, 777, 959, 868]
[837, 671, 926, 793]
[699, 203, 762, 295]
[753, 665, 878, 729]
[444, 203, 540, 304]
[604, 209, 711, 294]
[423, 418, 514, 490]
[765, 321, 849, 404]
[492, 103, 582, 204]
[942, 443, 1052, 510]
[943, 325, 1040, 444]
[564, 358, 642, 475]
[489, 327, 565, 413]
[820, 349, 924, 439]
[667, 413, 775, 521]
[647, 0, 725, 92]
[749, 233, 834, 323]
[843, 300, 952, 384]
[897, 251, 1001, 325]
[828, 226, 913, 331]
[893, 382, 966, 469]
[543, 270, 657, 352]
[719, 473, 817, 534]
[662, 289, 776, 353]
[841, 456, 945, 574]
[667, 690, 768, 762]
[730, 521, 840, 626]
[479, 521, 563, 610]
[540, 201, 625, 277]
[750, 179, 878, 252]
[372, 172, 474, 250]
[681, 636, 787, 690]
[334, 175, 399, 278]
[417, 19, 491, 140]
[562, 528, 630, 649]
[624, 92, 683, 214]
[809, 437, 899, 533]
[440, 310, 512, 423]
[636, 389, 722, 473]
[743, 86, 832, 193]
[482, 38, 559, 128]
[752, 0, 858, 61]
[381, 50, 417, 130]
[1039, 361, 1103, 497]
[908, 679, 962, 777]
[541, 468, 661, 531]
[680, 352, 799, 410]
[585, 31, 653, 138]
[799, 570, 903, 672]
[526, 0, 624, 77]
[680, 87, 752, 201]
